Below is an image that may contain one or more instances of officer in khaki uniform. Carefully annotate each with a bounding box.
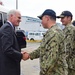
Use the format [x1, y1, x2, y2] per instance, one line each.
[57, 11, 75, 75]
[27, 9, 68, 75]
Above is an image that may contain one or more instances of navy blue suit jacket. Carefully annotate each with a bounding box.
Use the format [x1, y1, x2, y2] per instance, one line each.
[0, 22, 22, 75]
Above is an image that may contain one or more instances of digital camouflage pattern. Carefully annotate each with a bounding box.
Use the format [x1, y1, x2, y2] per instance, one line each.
[63, 23, 75, 75]
[29, 24, 68, 75]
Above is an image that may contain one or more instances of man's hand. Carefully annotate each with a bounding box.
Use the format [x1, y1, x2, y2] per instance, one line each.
[21, 52, 30, 61]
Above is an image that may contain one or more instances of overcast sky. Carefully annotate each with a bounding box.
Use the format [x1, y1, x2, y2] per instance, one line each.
[1, 0, 75, 21]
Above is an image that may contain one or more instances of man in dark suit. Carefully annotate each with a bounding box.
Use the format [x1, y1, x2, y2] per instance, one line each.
[0, 10, 29, 75]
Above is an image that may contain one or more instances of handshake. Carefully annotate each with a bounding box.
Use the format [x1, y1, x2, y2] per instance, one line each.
[21, 51, 30, 61]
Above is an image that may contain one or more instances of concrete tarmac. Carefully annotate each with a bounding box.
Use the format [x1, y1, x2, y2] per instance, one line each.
[21, 42, 40, 75]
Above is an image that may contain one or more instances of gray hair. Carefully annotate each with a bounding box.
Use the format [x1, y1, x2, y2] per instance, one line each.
[7, 9, 20, 19]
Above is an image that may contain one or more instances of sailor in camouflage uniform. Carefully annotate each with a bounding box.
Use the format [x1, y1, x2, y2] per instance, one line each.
[29, 9, 68, 75]
[57, 11, 75, 75]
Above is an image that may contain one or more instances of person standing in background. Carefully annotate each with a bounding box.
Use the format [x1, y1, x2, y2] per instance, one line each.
[57, 10, 75, 75]
[72, 20, 75, 26]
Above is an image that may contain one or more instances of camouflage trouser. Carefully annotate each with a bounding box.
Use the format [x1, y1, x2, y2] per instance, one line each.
[68, 68, 75, 75]
[40, 71, 66, 75]
[40, 73, 61, 75]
